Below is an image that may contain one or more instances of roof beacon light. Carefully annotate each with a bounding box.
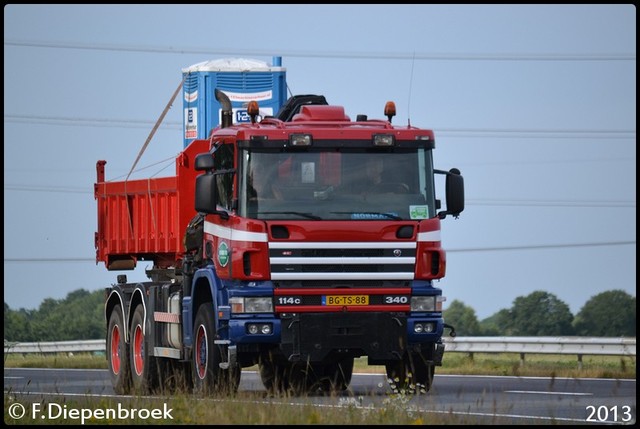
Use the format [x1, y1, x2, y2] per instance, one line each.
[384, 101, 396, 123]
[247, 100, 260, 124]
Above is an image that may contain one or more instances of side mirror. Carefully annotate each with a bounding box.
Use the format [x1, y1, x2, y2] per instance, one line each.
[437, 168, 464, 219]
[195, 153, 215, 171]
[195, 173, 218, 214]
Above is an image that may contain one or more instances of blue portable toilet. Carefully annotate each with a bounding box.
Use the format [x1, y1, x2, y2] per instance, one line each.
[181, 56, 287, 147]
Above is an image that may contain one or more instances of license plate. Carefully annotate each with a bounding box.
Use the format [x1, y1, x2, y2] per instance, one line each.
[324, 295, 369, 306]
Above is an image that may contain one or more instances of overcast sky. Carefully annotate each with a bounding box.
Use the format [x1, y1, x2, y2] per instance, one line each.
[4, 4, 636, 320]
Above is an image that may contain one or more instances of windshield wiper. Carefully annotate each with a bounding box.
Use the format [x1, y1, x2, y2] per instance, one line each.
[331, 212, 403, 220]
[258, 211, 322, 220]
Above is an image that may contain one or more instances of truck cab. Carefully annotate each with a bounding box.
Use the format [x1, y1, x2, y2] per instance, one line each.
[98, 80, 463, 397]
[187, 95, 464, 394]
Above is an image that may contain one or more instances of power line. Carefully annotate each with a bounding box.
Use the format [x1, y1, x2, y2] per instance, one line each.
[4, 156, 177, 193]
[3, 185, 90, 194]
[448, 241, 636, 253]
[4, 114, 635, 139]
[466, 199, 636, 208]
[2, 184, 636, 208]
[456, 157, 636, 167]
[436, 130, 635, 140]
[4, 240, 636, 263]
[4, 40, 636, 61]
[3, 184, 637, 210]
[4, 258, 95, 263]
[4, 114, 181, 130]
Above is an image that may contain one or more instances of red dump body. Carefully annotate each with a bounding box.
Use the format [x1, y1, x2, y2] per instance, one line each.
[94, 139, 210, 270]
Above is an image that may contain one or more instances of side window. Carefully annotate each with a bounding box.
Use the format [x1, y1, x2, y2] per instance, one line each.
[214, 144, 235, 210]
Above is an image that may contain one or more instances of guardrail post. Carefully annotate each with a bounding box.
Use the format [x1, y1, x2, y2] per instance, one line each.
[520, 353, 525, 367]
[577, 354, 583, 370]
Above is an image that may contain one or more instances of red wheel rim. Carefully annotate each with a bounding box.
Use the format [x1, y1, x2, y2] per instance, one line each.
[195, 324, 208, 379]
[110, 324, 121, 375]
[133, 323, 144, 376]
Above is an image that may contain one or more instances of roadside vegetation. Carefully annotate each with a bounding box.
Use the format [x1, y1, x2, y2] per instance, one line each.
[3, 289, 636, 342]
[4, 289, 635, 424]
[3, 392, 535, 425]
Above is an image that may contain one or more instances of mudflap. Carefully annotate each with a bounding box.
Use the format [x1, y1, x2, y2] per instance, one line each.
[433, 341, 445, 366]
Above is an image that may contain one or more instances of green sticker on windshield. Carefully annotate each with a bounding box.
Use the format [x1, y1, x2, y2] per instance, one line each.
[409, 205, 429, 219]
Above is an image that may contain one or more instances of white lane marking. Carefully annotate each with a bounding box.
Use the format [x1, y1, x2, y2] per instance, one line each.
[506, 390, 593, 396]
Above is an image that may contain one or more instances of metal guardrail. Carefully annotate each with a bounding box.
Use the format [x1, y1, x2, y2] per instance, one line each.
[4, 339, 105, 354]
[442, 336, 636, 368]
[4, 336, 636, 361]
[444, 336, 636, 356]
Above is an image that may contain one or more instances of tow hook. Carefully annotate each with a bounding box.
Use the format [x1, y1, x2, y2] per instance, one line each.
[444, 323, 457, 338]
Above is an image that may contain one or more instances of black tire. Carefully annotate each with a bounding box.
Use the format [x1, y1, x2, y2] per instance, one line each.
[259, 353, 291, 395]
[287, 362, 317, 396]
[385, 352, 435, 394]
[107, 304, 131, 395]
[320, 357, 354, 393]
[260, 354, 315, 396]
[129, 304, 158, 394]
[192, 303, 240, 395]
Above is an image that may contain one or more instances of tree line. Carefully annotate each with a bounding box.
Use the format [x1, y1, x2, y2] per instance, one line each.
[3, 288, 636, 342]
[444, 290, 636, 337]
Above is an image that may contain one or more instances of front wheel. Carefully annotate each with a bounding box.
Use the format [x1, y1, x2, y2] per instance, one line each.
[385, 352, 434, 394]
[319, 357, 354, 393]
[192, 303, 240, 395]
[259, 352, 291, 395]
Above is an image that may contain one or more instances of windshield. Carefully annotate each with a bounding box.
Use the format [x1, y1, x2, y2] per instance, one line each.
[238, 147, 436, 221]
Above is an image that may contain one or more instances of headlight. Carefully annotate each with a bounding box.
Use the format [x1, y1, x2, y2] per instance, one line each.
[373, 134, 395, 146]
[289, 134, 312, 146]
[411, 296, 436, 311]
[229, 297, 273, 313]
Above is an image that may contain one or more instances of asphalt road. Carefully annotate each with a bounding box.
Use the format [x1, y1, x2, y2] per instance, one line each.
[4, 368, 636, 425]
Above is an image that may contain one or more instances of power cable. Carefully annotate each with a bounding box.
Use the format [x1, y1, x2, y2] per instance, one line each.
[4, 240, 636, 262]
[4, 114, 635, 139]
[4, 40, 636, 61]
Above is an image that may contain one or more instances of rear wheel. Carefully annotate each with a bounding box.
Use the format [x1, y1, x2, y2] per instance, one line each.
[129, 304, 158, 394]
[107, 304, 131, 395]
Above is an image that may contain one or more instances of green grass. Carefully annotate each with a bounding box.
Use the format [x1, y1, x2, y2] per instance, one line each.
[354, 354, 635, 379]
[435, 352, 635, 379]
[4, 392, 505, 425]
[4, 353, 108, 370]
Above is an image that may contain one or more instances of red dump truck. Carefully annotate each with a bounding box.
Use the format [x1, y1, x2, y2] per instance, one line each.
[96, 78, 464, 396]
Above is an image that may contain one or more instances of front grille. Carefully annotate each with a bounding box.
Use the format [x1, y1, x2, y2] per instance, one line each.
[272, 263, 415, 274]
[269, 242, 416, 281]
[274, 280, 409, 289]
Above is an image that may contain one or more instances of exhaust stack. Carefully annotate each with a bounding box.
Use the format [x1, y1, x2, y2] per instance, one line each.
[215, 88, 233, 128]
